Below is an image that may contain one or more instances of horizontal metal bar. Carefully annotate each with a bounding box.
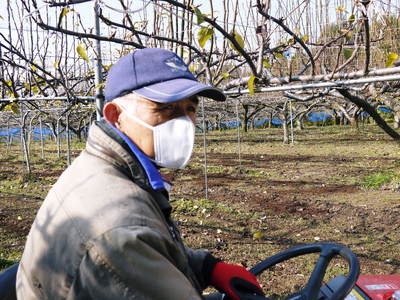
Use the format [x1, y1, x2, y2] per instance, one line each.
[2, 73, 400, 102]
[225, 73, 400, 95]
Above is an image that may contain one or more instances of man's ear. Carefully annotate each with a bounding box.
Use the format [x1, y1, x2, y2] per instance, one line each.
[103, 102, 121, 126]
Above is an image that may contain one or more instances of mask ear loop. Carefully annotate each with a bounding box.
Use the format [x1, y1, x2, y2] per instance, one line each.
[119, 105, 155, 130]
[119, 104, 160, 164]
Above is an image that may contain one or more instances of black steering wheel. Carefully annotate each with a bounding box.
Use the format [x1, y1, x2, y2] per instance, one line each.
[205, 242, 360, 300]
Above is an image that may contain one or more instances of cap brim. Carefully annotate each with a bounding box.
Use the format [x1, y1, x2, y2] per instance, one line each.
[132, 78, 226, 103]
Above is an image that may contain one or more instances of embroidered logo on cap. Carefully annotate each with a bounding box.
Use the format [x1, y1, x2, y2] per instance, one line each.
[165, 56, 188, 72]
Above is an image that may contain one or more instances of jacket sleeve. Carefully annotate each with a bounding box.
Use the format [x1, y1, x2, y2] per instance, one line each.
[69, 226, 204, 300]
[184, 246, 220, 290]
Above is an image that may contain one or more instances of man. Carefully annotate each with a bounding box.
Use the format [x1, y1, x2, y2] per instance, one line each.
[16, 48, 263, 299]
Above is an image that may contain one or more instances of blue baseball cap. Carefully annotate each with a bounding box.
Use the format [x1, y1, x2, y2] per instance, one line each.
[104, 48, 226, 103]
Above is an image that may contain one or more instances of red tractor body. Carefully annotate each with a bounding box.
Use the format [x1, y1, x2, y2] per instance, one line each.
[346, 275, 400, 300]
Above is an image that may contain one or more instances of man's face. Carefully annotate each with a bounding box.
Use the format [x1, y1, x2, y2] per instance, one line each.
[116, 95, 199, 158]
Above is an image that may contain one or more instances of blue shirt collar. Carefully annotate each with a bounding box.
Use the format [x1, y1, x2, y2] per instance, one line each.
[110, 125, 166, 191]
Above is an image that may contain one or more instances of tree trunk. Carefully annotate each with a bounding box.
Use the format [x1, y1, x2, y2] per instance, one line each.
[282, 121, 289, 144]
[349, 117, 358, 128]
[76, 130, 82, 141]
[268, 112, 273, 128]
[394, 113, 400, 129]
[338, 89, 400, 140]
[296, 119, 304, 130]
[243, 116, 249, 132]
[215, 115, 220, 131]
[296, 112, 305, 130]
[243, 104, 249, 132]
[21, 112, 31, 174]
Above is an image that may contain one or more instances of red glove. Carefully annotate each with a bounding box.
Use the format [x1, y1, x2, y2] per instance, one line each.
[210, 262, 264, 300]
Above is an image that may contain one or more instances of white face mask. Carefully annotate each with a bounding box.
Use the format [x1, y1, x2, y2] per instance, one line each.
[123, 110, 195, 169]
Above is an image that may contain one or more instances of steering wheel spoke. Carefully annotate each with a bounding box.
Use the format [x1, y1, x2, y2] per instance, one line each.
[250, 243, 359, 300]
[303, 248, 338, 298]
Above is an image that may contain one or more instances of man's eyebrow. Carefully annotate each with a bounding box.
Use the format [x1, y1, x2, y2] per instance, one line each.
[155, 97, 199, 108]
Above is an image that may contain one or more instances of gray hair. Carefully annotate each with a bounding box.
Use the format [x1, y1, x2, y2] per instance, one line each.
[112, 93, 145, 114]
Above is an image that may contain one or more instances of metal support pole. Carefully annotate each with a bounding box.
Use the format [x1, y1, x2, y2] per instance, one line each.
[235, 99, 242, 167]
[94, 1, 104, 121]
[289, 100, 294, 144]
[66, 112, 71, 166]
[201, 98, 208, 200]
[19, 103, 24, 160]
[56, 117, 61, 158]
[39, 116, 44, 159]
[6, 117, 11, 154]
[0, 46, 4, 98]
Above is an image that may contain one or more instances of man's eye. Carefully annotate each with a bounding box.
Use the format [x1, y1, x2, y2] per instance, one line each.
[156, 105, 173, 112]
[163, 105, 174, 111]
[187, 106, 197, 113]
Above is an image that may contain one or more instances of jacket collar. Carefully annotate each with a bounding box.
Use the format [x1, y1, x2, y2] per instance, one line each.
[86, 120, 172, 216]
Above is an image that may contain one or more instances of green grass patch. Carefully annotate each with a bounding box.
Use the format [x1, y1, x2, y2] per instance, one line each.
[172, 197, 218, 213]
[171, 196, 252, 219]
[361, 172, 395, 189]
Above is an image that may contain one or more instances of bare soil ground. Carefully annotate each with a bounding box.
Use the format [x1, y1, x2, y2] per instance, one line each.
[1, 125, 399, 298]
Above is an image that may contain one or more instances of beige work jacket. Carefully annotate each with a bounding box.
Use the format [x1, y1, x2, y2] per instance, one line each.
[16, 121, 210, 300]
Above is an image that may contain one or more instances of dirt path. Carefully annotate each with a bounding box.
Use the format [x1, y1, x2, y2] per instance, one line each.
[1, 126, 399, 297]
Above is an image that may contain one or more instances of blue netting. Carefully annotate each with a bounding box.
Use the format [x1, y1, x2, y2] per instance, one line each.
[271, 118, 282, 125]
[0, 129, 20, 136]
[307, 112, 332, 122]
[377, 107, 392, 113]
[0, 127, 53, 138]
[253, 118, 282, 126]
[360, 107, 392, 117]
[32, 128, 53, 135]
[254, 119, 268, 127]
[219, 121, 242, 128]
